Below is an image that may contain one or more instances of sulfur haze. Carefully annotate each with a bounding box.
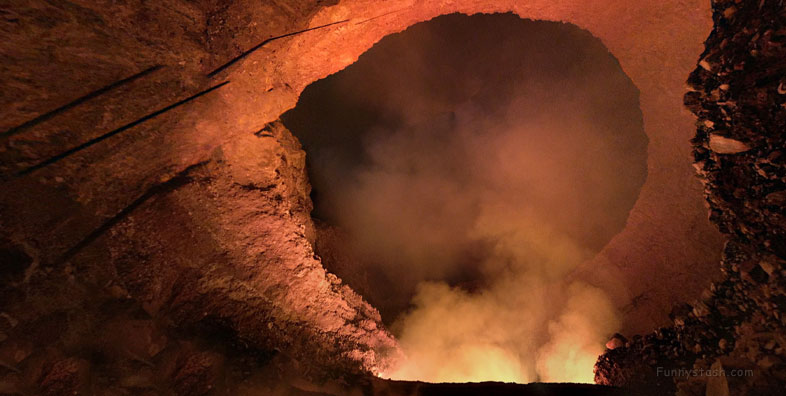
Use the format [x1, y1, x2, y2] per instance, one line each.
[283, 13, 646, 382]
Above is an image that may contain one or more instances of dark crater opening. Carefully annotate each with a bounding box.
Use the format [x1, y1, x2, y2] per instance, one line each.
[281, 13, 648, 325]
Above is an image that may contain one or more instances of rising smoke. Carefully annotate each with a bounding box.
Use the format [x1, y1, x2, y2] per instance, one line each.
[282, 13, 646, 383]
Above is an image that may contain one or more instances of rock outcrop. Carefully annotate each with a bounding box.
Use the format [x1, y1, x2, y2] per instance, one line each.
[0, 2, 398, 393]
[596, 1, 786, 394]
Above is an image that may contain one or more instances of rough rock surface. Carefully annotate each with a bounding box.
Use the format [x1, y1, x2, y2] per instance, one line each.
[0, 0, 746, 393]
[596, 1, 786, 394]
[0, 118, 400, 393]
[0, 2, 399, 392]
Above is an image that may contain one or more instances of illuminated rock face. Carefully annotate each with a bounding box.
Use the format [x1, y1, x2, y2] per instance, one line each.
[202, 0, 726, 336]
[597, 1, 786, 394]
[0, 0, 730, 393]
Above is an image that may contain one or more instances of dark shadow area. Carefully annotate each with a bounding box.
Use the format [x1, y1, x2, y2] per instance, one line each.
[282, 13, 647, 326]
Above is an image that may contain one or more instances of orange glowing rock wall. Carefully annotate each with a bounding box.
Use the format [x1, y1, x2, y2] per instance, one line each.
[0, 0, 724, 388]
[213, 0, 725, 336]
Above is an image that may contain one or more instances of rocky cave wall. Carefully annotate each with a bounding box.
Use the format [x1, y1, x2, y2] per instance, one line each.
[1, 2, 397, 394]
[0, 0, 751, 394]
[596, 1, 786, 395]
[166, 0, 728, 336]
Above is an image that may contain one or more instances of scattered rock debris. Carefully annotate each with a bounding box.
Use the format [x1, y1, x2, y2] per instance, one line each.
[596, 1, 786, 394]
